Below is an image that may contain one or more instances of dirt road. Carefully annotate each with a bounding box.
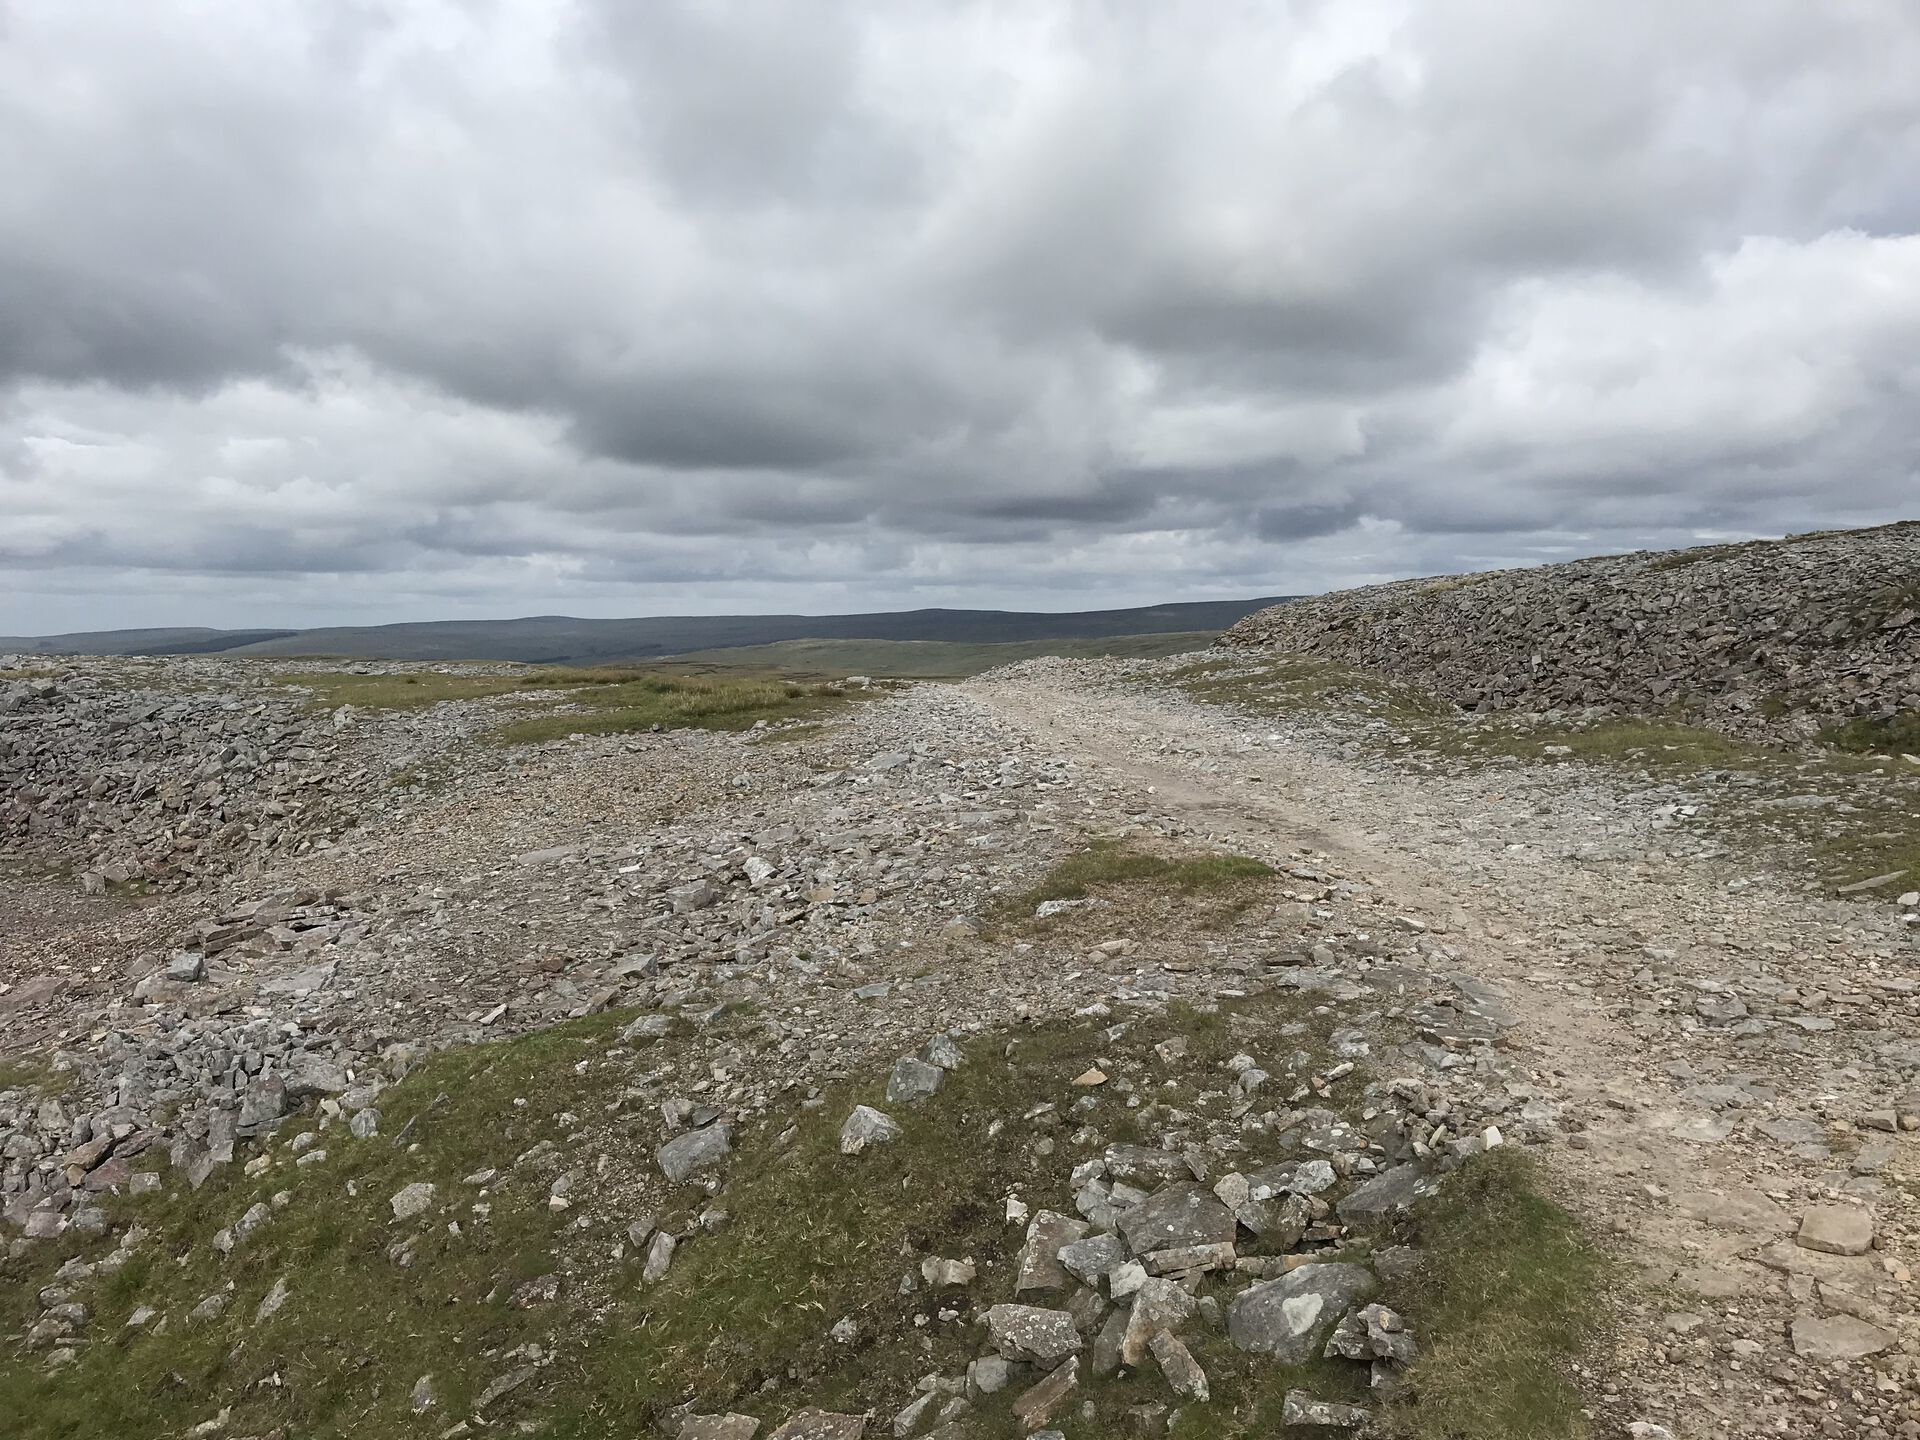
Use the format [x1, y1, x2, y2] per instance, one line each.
[969, 661, 1920, 1438]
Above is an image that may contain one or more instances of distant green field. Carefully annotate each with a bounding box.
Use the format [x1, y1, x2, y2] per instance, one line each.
[660, 631, 1218, 679]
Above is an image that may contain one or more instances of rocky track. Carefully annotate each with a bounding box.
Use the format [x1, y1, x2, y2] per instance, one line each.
[969, 658, 1920, 1438]
[4, 652, 1918, 1439]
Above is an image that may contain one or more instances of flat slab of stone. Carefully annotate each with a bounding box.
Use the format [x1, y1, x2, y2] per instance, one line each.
[657, 1124, 732, 1182]
[1672, 1187, 1791, 1235]
[681, 1416, 762, 1440]
[1790, 1314, 1894, 1361]
[1117, 1183, 1236, 1255]
[1010, 1354, 1078, 1430]
[1058, 1232, 1129, 1287]
[984, 1303, 1082, 1366]
[1281, 1390, 1372, 1428]
[1335, 1164, 1438, 1225]
[1120, 1275, 1199, 1366]
[764, 1412, 865, 1440]
[1796, 1205, 1874, 1257]
[765, 1412, 865, 1440]
[1227, 1263, 1378, 1362]
[1017, 1211, 1088, 1293]
[1101, 1145, 1192, 1185]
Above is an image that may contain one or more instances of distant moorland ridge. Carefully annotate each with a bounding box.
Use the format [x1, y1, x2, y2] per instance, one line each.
[1, 597, 1291, 665]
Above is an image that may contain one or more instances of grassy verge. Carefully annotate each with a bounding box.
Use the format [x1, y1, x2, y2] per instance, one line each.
[991, 840, 1276, 933]
[0, 1052, 56, 1093]
[1821, 710, 1920, 756]
[272, 665, 873, 744]
[1381, 1148, 1612, 1439]
[484, 673, 864, 745]
[1164, 654, 1446, 727]
[662, 632, 1220, 680]
[0, 995, 1354, 1439]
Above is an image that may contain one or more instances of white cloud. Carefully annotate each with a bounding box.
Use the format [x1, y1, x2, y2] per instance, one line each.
[1, 0, 1917, 632]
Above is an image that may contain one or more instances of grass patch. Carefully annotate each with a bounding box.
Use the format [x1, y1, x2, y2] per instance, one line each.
[1410, 717, 1773, 771]
[1820, 709, 1920, 756]
[1165, 654, 1447, 727]
[620, 993, 1368, 1435]
[0, 1052, 55, 1093]
[271, 666, 870, 744]
[998, 841, 1276, 928]
[1, 992, 1378, 1439]
[0, 1006, 651, 1440]
[485, 673, 862, 745]
[1381, 1147, 1612, 1440]
[664, 632, 1220, 680]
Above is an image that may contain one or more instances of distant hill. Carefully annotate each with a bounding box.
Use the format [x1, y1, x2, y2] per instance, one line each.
[0, 627, 301, 656]
[2, 598, 1291, 664]
[662, 632, 1221, 678]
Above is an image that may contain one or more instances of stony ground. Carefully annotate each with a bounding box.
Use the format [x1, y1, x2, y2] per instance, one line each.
[4, 652, 1918, 1439]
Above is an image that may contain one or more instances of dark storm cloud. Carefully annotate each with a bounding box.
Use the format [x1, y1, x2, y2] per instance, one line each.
[2, 0, 1918, 632]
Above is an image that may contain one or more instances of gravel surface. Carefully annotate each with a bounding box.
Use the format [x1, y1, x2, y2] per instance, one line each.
[5, 650, 1920, 1438]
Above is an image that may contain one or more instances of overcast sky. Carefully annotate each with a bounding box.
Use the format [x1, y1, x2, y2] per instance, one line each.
[3, 1, 1918, 633]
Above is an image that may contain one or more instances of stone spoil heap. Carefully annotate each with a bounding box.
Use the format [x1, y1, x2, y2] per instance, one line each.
[1223, 521, 1919, 736]
[0, 667, 368, 890]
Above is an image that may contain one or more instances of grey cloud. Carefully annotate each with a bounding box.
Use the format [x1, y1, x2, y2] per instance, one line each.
[1, 0, 1918, 633]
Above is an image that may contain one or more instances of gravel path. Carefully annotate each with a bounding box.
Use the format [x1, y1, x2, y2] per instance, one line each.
[8, 652, 1920, 1437]
[967, 659, 1920, 1439]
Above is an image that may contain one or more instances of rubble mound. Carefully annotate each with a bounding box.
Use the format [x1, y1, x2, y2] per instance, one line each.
[0, 666, 369, 889]
[1222, 521, 1919, 737]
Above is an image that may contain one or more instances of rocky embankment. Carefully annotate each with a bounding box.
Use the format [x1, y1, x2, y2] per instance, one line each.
[0, 661, 370, 890]
[1223, 521, 1919, 737]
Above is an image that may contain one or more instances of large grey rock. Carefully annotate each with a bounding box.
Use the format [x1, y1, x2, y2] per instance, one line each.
[839, 1105, 902, 1155]
[389, 1182, 436, 1221]
[1148, 1330, 1209, 1401]
[284, 1054, 349, 1099]
[1117, 1183, 1235, 1256]
[680, 1416, 761, 1440]
[886, 1056, 945, 1105]
[1058, 1232, 1129, 1287]
[1796, 1206, 1874, 1257]
[983, 1303, 1082, 1366]
[165, 953, 206, 983]
[657, 1124, 732, 1182]
[1017, 1211, 1088, 1294]
[1335, 1163, 1439, 1225]
[1791, 1314, 1894, 1360]
[1010, 1355, 1078, 1430]
[766, 1410, 866, 1440]
[1280, 1391, 1372, 1428]
[1120, 1276, 1197, 1366]
[643, 1231, 676, 1284]
[1227, 1264, 1378, 1361]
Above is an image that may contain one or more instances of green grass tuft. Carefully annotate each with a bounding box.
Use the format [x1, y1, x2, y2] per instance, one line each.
[1381, 1147, 1612, 1440]
[484, 673, 859, 745]
[272, 666, 868, 744]
[1819, 709, 1920, 756]
[0, 1053, 54, 1093]
[1010, 842, 1275, 912]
